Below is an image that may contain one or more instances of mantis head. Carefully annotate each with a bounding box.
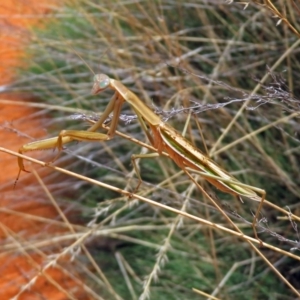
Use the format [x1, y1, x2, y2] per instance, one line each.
[92, 74, 110, 94]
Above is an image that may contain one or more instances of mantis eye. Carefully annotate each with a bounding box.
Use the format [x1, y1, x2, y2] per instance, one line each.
[99, 79, 109, 89]
[94, 74, 110, 90]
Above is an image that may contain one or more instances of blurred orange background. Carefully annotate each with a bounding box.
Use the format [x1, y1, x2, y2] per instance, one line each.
[0, 1, 90, 299]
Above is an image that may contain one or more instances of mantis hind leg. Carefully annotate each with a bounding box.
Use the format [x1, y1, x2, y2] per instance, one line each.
[130, 152, 160, 193]
[185, 166, 266, 242]
[252, 190, 266, 245]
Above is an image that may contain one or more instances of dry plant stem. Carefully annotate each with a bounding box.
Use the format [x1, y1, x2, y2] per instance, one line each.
[32, 171, 122, 300]
[0, 223, 78, 300]
[3, 148, 298, 260]
[4, 148, 300, 298]
[231, 1, 300, 39]
[185, 171, 300, 298]
[209, 258, 261, 299]
[0, 98, 89, 114]
[192, 288, 220, 300]
[0, 207, 85, 231]
[1, 226, 169, 255]
[211, 38, 300, 155]
[140, 174, 196, 300]
[214, 112, 300, 156]
[262, 0, 300, 39]
[4, 170, 119, 299]
[115, 252, 137, 300]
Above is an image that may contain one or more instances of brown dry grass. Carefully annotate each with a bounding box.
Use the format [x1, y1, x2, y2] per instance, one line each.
[1, 1, 300, 299]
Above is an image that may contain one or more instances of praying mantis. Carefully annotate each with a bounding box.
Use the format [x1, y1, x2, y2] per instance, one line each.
[17, 74, 267, 239]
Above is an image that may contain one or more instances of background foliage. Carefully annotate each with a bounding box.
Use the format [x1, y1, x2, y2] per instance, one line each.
[4, 0, 300, 299]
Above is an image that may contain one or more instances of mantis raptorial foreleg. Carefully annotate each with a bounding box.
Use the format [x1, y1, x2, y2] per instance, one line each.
[16, 91, 124, 181]
[17, 130, 111, 175]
